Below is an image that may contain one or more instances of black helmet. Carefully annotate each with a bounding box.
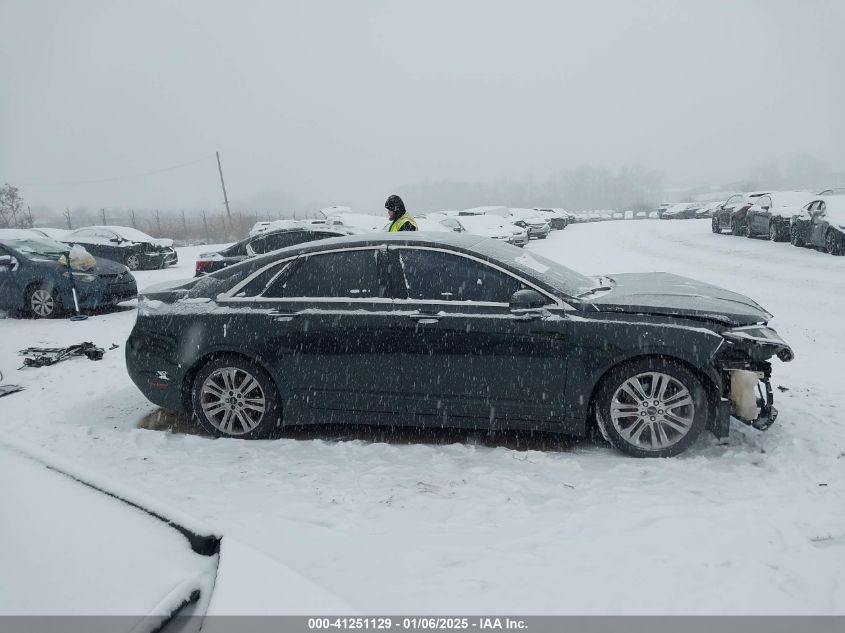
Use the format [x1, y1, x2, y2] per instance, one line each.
[385, 194, 405, 215]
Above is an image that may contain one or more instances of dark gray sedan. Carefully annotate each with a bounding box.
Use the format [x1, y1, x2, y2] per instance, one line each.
[0, 231, 137, 318]
[126, 233, 792, 457]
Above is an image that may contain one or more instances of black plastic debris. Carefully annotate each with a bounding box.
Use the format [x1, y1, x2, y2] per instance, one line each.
[19, 342, 106, 368]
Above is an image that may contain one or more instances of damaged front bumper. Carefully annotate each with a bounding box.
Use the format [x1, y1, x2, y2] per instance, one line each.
[713, 325, 793, 433]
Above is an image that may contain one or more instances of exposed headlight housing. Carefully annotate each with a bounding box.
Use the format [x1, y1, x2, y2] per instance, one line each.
[723, 326, 794, 362]
[73, 272, 98, 283]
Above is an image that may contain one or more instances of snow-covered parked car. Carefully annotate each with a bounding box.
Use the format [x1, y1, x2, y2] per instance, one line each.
[790, 195, 845, 255]
[127, 232, 793, 458]
[434, 213, 529, 247]
[324, 213, 388, 233]
[661, 203, 697, 220]
[745, 191, 815, 241]
[533, 208, 571, 230]
[0, 230, 137, 318]
[480, 207, 550, 239]
[249, 219, 306, 237]
[61, 226, 177, 270]
[194, 227, 348, 276]
[711, 192, 769, 235]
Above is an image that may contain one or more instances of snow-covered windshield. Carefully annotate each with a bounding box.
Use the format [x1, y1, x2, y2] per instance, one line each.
[0, 237, 69, 259]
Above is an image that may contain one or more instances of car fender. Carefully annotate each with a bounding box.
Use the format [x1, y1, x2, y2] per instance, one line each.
[562, 320, 724, 432]
[181, 343, 296, 401]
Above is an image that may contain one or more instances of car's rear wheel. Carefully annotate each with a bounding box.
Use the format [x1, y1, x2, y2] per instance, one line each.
[192, 356, 281, 439]
[124, 253, 141, 271]
[26, 283, 61, 319]
[825, 230, 845, 256]
[595, 358, 708, 458]
[768, 222, 778, 241]
[790, 225, 805, 247]
[711, 218, 720, 233]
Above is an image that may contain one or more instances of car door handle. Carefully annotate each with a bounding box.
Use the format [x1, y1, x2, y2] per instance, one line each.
[409, 311, 442, 323]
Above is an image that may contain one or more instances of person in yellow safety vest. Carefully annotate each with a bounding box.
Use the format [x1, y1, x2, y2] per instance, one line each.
[385, 194, 418, 232]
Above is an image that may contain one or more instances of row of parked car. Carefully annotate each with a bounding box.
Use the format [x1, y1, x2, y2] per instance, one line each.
[710, 189, 845, 255]
[193, 206, 572, 277]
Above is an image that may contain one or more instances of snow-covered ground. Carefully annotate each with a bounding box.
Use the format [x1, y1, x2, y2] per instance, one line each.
[1, 220, 845, 614]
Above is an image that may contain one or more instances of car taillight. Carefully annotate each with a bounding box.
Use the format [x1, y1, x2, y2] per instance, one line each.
[195, 260, 210, 274]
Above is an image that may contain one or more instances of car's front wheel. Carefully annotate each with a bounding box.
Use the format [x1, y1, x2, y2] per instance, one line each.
[790, 225, 805, 247]
[192, 356, 281, 438]
[711, 218, 720, 233]
[595, 358, 708, 458]
[124, 253, 141, 271]
[26, 283, 61, 319]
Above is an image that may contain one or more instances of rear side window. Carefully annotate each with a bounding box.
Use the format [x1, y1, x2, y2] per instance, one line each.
[263, 249, 384, 299]
[396, 248, 526, 303]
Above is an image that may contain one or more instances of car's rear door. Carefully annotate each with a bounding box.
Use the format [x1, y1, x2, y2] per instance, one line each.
[811, 201, 828, 246]
[384, 246, 573, 426]
[227, 246, 406, 418]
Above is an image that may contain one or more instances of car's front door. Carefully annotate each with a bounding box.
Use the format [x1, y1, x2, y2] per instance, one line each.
[384, 246, 573, 427]
[227, 246, 406, 418]
[810, 202, 828, 247]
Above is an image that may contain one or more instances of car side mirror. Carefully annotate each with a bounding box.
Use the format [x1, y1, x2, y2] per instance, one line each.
[0, 254, 19, 271]
[510, 289, 547, 312]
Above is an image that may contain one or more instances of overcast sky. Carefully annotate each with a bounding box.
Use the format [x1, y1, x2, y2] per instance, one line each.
[1, 0, 843, 214]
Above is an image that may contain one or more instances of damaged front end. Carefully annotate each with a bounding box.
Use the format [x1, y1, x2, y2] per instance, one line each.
[714, 325, 794, 431]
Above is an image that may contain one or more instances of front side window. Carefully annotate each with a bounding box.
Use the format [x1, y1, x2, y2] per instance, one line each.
[396, 248, 526, 303]
[756, 195, 772, 210]
[725, 195, 744, 208]
[263, 249, 384, 299]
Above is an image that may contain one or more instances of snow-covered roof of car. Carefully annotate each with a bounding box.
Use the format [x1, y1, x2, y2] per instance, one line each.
[0, 228, 44, 241]
[462, 206, 508, 215]
[73, 225, 157, 242]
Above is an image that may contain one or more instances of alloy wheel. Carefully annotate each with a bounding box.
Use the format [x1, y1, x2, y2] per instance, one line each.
[200, 367, 266, 435]
[30, 288, 55, 317]
[609, 372, 696, 452]
[125, 254, 141, 270]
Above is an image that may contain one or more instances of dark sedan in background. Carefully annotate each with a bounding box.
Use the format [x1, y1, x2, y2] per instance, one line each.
[712, 192, 769, 235]
[62, 226, 177, 271]
[126, 233, 792, 458]
[790, 196, 845, 255]
[0, 230, 137, 318]
[194, 227, 347, 276]
[745, 191, 814, 242]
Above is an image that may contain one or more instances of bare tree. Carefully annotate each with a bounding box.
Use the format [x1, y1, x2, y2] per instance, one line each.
[0, 183, 31, 229]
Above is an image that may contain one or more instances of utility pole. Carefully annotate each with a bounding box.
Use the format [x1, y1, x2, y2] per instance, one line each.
[181, 210, 188, 238]
[64, 208, 73, 230]
[155, 209, 162, 235]
[100, 208, 107, 224]
[129, 209, 137, 228]
[216, 151, 232, 224]
[201, 209, 209, 242]
[27, 205, 33, 227]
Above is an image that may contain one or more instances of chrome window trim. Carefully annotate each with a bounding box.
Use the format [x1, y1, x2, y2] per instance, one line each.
[220, 245, 385, 301]
[391, 245, 574, 310]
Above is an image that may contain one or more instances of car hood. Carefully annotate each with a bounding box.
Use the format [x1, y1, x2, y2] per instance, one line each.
[585, 272, 773, 326]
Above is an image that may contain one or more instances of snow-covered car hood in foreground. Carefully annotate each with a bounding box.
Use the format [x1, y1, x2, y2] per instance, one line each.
[586, 272, 773, 326]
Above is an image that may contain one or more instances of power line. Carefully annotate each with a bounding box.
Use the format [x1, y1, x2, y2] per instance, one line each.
[18, 155, 215, 187]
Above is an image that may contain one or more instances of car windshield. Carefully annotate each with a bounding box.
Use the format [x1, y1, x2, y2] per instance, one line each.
[0, 237, 70, 260]
[483, 244, 595, 297]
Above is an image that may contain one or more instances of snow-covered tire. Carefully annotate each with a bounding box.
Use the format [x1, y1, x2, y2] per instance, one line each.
[768, 222, 778, 241]
[594, 357, 708, 458]
[790, 225, 805, 247]
[124, 253, 141, 271]
[25, 283, 61, 319]
[191, 356, 281, 439]
[825, 230, 845, 256]
[711, 218, 719, 233]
